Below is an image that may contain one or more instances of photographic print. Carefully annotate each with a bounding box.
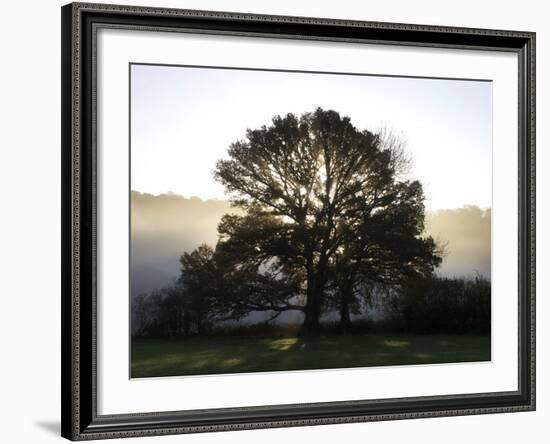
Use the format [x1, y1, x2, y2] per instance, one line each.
[61, 5, 535, 438]
[129, 64, 492, 379]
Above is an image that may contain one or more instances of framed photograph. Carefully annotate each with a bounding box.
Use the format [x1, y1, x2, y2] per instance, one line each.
[61, 2, 535, 440]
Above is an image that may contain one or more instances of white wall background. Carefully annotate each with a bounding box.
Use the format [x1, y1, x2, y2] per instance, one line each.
[0, 0, 545, 443]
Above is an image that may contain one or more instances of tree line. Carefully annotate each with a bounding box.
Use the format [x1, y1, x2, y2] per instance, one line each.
[131, 273, 491, 338]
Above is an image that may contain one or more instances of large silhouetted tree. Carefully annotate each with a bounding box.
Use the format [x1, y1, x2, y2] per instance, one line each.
[214, 108, 441, 335]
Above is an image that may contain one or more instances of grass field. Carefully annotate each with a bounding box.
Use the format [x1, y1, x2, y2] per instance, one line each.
[131, 333, 491, 378]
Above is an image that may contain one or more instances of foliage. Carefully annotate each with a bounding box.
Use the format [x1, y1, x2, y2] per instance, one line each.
[131, 286, 186, 338]
[383, 275, 491, 334]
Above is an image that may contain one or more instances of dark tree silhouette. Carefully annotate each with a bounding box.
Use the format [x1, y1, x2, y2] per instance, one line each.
[214, 108, 442, 335]
[330, 180, 442, 331]
[178, 244, 219, 334]
[215, 211, 305, 317]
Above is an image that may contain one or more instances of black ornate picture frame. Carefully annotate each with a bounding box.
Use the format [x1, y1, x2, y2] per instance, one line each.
[61, 2, 535, 440]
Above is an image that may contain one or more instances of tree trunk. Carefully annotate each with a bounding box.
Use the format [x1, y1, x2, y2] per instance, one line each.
[300, 267, 326, 336]
[301, 287, 321, 335]
[300, 238, 331, 336]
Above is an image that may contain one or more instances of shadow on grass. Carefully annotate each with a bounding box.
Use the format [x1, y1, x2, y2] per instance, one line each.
[131, 333, 491, 378]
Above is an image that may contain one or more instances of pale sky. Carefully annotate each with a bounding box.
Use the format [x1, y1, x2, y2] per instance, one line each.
[130, 64, 492, 210]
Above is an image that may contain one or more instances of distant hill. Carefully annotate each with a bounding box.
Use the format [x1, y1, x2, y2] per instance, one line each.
[131, 191, 491, 297]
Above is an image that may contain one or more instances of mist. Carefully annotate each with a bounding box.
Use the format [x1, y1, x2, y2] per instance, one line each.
[426, 206, 491, 279]
[131, 191, 491, 297]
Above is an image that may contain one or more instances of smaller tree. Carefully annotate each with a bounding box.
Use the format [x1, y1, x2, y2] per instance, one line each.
[131, 285, 187, 338]
[178, 244, 219, 335]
